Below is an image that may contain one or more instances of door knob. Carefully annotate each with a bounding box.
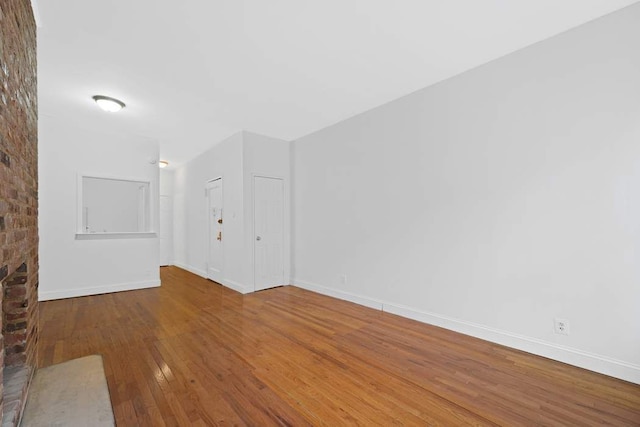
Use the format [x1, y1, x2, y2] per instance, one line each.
[256, 236, 261, 241]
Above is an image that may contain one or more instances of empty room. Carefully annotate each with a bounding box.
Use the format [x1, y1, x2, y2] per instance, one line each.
[1, 0, 639, 425]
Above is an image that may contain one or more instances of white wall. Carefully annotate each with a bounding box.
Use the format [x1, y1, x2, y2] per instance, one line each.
[173, 131, 291, 293]
[39, 116, 160, 300]
[292, 5, 640, 383]
[173, 132, 247, 291]
[160, 168, 174, 196]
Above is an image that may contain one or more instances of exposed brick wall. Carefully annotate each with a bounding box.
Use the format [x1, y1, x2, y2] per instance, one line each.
[0, 0, 38, 425]
[4, 264, 30, 366]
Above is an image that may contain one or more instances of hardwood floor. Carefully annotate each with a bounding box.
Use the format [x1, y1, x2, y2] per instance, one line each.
[38, 266, 640, 426]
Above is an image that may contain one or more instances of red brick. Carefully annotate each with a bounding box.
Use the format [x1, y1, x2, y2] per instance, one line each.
[2, 333, 25, 347]
[4, 286, 26, 299]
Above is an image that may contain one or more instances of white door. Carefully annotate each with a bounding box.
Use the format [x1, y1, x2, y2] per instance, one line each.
[159, 195, 173, 266]
[254, 176, 284, 291]
[206, 178, 224, 282]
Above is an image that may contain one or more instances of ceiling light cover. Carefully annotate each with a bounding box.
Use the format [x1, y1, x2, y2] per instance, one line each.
[159, 160, 169, 168]
[92, 95, 125, 112]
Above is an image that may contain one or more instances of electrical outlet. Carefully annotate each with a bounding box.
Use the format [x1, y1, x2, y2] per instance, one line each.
[554, 318, 570, 335]
[340, 274, 347, 285]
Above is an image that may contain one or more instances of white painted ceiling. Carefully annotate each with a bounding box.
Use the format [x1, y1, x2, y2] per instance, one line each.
[37, 0, 639, 167]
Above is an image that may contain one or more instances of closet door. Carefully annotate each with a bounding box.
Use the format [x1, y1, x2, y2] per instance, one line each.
[254, 176, 284, 291]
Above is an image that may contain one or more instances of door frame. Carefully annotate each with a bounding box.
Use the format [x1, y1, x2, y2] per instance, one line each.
[206, 176, 223, 282]
[159, 194, 173, 266]
[252, 173, 290, 291]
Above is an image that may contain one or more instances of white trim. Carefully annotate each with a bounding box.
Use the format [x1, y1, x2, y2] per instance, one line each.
[383, 302, 640, 385]
[75, 232, 157, 240]
[159, 195, 174, 266]
[173, 262, 207, 278]
[292, 278, 384, 310]
[291, 278, 640, 385]
[30, 0, 42, 27]
[173, 263, 251, 294]
[220, 278, 251, 294]
[39, 280, 160, 301]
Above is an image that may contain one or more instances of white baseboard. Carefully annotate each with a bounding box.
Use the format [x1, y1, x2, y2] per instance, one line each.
[220, 278, 251, 294]
[291, 278, 640, 385]
[172, 263, 251, 294]
[293, 278, 384, 310]
[383, 302, 640, 385]
[173, 262, 207, 278]
[39, 280, 160, 301]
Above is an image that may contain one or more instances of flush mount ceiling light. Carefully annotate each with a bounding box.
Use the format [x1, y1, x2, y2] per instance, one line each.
[92, 95, 126, 112]
[159, 161, 169, 168]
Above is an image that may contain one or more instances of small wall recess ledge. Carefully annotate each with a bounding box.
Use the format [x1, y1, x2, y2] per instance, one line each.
[75, 232, 157, 240]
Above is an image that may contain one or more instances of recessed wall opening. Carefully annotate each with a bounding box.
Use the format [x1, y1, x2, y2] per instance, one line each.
[80, 176, 151, 234]
[1, 262, 35, 426]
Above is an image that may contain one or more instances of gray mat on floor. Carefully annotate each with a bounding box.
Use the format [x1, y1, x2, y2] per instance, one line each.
[20, 355, 115, 427]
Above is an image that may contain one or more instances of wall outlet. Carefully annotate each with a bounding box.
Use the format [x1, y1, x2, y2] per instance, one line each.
[339, 274, 347, 285]
[554, 318, 570, 335]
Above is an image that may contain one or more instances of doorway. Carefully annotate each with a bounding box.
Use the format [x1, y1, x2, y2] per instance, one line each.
[254, 176, 285, 291]
[206, 178, 224, 283]
[159, 195, 173, 266]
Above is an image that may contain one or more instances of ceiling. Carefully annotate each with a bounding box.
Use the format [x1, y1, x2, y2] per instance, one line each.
[36, 0, 639, 168]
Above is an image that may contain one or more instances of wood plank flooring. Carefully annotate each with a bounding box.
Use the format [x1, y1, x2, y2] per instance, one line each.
[38, 266, 640, 426]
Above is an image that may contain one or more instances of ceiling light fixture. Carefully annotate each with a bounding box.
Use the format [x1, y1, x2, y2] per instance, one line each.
[159, 160, 169, 168]
[92, 95, 126, 112]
